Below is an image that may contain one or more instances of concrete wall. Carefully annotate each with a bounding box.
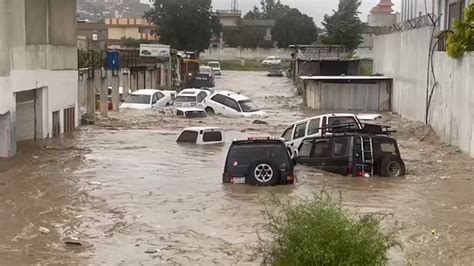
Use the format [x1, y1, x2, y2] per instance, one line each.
[0, 0, 78, 158]
[201, 47, 291, 60]
[374, 25, 474, 156]
[301, 79, 391, 111]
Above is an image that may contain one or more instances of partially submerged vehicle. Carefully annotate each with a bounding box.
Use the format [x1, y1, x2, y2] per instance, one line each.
[176, 127, 224, 145]
[297, 124, 406, 177]
[208, 61, 222, 75]
[174, 88, 212, 118]
[203, 90, 267, 118]
[267, 63, 284, 77]
[281, 113, 362, 156]
[120, 89, 175, 110]
[222, 137, 296, 186]
[194, 65, 215, 88]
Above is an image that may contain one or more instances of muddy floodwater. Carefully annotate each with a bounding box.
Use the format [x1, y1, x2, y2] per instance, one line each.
[0, 71, 473, 265]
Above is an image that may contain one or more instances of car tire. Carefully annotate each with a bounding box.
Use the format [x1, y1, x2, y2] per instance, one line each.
[246, 161, 280, 186]
[379, 155, 406, 177]
[205, 107, 215, 115]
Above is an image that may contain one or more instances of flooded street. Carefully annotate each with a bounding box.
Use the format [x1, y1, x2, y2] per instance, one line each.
[1, 71, 473, 265]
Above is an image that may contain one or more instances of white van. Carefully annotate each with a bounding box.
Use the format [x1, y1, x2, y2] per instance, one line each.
[281, 113, 362, 155]
[176, 127, 224, 145]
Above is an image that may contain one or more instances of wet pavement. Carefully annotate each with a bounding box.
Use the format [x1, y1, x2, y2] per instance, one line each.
[0, 71, 473, 265]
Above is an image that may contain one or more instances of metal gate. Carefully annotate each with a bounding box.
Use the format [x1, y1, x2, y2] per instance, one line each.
[15, 91, 36, 141]
[63, 107, 75, 133]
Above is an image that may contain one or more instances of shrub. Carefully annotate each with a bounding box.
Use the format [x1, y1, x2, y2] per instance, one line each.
[261, 193, 394, 265]
[447, 3, 474, 58]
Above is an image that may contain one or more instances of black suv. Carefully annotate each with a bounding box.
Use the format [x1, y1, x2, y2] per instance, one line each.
[223, 139, 296, 186]
[296, 125, 406, 177]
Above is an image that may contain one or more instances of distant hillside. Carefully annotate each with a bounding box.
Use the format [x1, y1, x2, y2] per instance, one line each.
[78, 0, 152, 22]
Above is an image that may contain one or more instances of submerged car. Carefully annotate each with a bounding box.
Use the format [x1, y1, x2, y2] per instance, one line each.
[194, 65, 215, 88]
[267, 62, 284, 77]
[282, 113, 362, 156]
[176, 127, 224, 145]
[223, 138, 296, 186]
[174, 88, 211, 109]
[203, 90, 267, 118]
[208, 61, 222, 75]
[120, 89, 175, 110]
[262, 56, 281, 65]
[296, 124, 405, 177]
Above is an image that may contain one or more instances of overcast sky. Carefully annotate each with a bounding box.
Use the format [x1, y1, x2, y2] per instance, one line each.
[211, 0, 402, 25]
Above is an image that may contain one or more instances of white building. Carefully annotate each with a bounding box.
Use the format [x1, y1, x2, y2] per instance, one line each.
[0, 0, 79, 158]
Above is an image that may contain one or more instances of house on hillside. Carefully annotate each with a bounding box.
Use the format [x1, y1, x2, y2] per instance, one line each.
[105, 18, 159, 49]
[0, 0, 79, 158]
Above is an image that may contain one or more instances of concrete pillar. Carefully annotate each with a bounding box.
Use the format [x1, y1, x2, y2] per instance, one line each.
[121, 70, 130, 101]
[99, 77, 108, 117]
[138, 71, 145, 90]
[131, 72, 137, 92]
[86, 78, 96, 122]
[145, 70, 152, 89]
[108, 70, 119, 111]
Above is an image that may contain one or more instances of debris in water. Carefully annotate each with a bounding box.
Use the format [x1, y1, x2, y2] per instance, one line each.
[39, 227, 50, 234]
[64, 237, 84, 247]
[439, 176, 451, 180]
[145, 249, 159, 254]
[32, 156, 39, 159]
[252, 119, 268, 125]
[436, 160, 443, 163]
[90, 181, 101, 186]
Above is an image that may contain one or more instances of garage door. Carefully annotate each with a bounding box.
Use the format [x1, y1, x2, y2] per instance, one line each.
[16, 91, 35, 141]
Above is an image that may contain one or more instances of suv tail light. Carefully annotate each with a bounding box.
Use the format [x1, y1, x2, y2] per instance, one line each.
[287, 171, 295, 182]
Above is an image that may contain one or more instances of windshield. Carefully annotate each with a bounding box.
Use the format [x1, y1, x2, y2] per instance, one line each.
[200, 67, 211, 74]
[125, 95, 150, 104]
[239, 100, 260, 112]
[208, 62, 220, 68]
[176, 95, 197, 103]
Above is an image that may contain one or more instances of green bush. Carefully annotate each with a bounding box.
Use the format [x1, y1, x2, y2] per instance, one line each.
[447, 3, 474, 58]
[261, 193, 394, 265]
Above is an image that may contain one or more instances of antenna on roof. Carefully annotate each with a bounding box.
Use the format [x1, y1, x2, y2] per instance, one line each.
[231, 0, 238, 11]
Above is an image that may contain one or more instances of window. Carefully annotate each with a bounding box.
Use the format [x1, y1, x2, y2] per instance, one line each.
[327, 116, 358, 132]
[156, 92, 165, 100]
[203, 131, 222, 142]
[380, 142, 397, 154]
[224, 97, 241, 112]
[332, 137, 350, 157]
[239, 100, 260, 112]
[307, 118, 321, 135]
[177, 131, 198, 143]
[211, 94, 227, 105]
[299, 140, 313, 157]
[152, 93, 159, 104]
[197, 92, 208, 103]
[281, 126, 294, 141]
[312, 140, 330, 158]
[448, 1, 465, 29]
[293, 122, 307, 139]
[125, 95, 150, 104]
[176, 96, 197, 103]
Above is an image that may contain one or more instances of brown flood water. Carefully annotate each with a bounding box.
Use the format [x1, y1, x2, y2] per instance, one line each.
[0, 71, 473, 265]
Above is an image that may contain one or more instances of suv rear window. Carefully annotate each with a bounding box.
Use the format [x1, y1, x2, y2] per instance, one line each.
[203, 131, 222, 142]
[177, 131, 198, 143]
[227, 143, 289, 167]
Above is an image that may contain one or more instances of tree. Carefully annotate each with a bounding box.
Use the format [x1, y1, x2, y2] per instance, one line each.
[244, 0, 290, 20]
[272, 8, 318, 47]
[447, 3, 474, 58]
[144, 0, 222, 51]
[322, 0, 366, 51]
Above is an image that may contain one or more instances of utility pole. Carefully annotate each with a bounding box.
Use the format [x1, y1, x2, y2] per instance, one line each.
[231, 0, 238, 11]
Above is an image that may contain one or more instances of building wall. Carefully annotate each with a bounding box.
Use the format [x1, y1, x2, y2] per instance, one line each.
[373, 26, 474, 157]
[0, 0, 78, 158]
[201, 47, 291, 60]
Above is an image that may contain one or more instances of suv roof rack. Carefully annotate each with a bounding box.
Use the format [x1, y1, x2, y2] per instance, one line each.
[316, 123, 396, 136]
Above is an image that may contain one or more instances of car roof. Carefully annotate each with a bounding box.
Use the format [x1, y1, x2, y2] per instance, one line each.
[178, 88, 207, 96]
[304, 133, 396, 141]
[214, 90, 249, 101]
[182, 127, 223, 132]
[131, 89, 160, 95]
[231, 139, 285, 145]
[288, 113, 358, 126]
[208, 61, 220, 64]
